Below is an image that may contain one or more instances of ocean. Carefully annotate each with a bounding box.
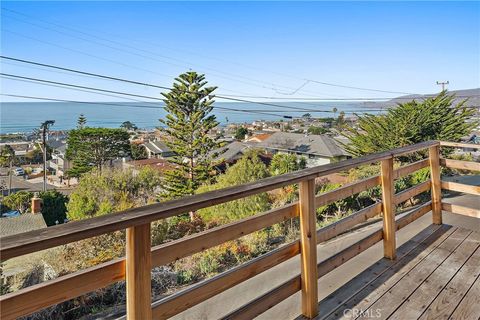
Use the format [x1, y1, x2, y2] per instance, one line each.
[0, 101, 385, 134]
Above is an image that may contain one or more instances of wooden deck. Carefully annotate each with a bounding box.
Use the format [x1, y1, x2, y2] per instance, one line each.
[314, 224, 480, 320]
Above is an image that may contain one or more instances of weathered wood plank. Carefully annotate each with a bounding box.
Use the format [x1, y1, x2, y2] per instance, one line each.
[396, 202, 432, 230]
[388, 231, 480, 319]
[315, 176, 380, 208]
[394, 159, 429, 179]
[418, 240, 480, 320]
[0, 259, 125, 320]
[151, 203, 297, 267]
[317, 228, 383, 278]
[439, 141, 480, 149]
[441, 180, 480, 195]
[151, 241, 300, 318]
[442, 202, 480, 218]
[449, 274, 480, 320]
[356, 227, 471, 320]
[314, 158, 429, 209]
[0, 141, 438, 261]
[394, 180, 431, 205]
[429, 145, 442, 225]
[299, 179, 319, 318]
[440, 158, 480, 172]
[317, 224, 447, 320]
[380, 157, 396, 259]
[126, 223, 152, 320]
[316, 202, 382, 244]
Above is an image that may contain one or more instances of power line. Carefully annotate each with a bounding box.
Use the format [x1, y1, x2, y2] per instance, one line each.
[2, 72, 390, 117]
[2, 8, 417, 97]
[3, 57, 478, 104]
[0, 94, 295, 119]
[2, 11, 299, 92]
[0, 70, 349, 114]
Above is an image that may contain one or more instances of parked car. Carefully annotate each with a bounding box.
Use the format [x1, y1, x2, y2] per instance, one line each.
[12, 168, 25, 176]
[1, 210, 21, 218]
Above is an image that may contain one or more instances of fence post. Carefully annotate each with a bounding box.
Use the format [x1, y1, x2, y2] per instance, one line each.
[126, 223, 152, 320]
[380, 156, 396, 260]
[299, 178, 318, 318]
[429, 145, 442, 225]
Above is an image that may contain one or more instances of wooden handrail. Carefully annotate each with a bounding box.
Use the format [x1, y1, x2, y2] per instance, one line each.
[0, 140, 438, 261]
[1, 140, 448, 320]
[441, 181, 480, 196]
[439, 141, 480, 149]
[441, 203, 480, 218]
[440, 158, 480, 171]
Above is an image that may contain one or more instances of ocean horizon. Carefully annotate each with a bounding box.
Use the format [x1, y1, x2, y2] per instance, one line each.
[0, 101, 385, 134]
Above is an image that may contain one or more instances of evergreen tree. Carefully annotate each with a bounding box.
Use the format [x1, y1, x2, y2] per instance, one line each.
[131, 143, 148, 160]
[66, 128, 131, 177]
[160, 72, 221, 199]
[341, 92, 477, 162]
[197, 150, 271, 223]
[77, 114, 87, 129]
[269, 153, 307, 176]
[120, 121, 138, 131]
[234, 127, 249, 140]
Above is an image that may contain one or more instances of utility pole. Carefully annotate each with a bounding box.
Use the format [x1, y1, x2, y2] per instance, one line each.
[436, 81, 449, 92]
[40, 120, 55, 192]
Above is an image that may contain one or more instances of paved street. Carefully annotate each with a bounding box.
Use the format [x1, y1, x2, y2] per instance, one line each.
[0, 170, 73, 196]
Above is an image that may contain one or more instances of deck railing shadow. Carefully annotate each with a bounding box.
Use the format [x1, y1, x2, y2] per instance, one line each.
[305, 224, 452, 320]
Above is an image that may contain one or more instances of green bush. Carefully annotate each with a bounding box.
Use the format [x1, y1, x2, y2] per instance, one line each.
[1, 191, 33, 213]
[39, 190, 68, 226]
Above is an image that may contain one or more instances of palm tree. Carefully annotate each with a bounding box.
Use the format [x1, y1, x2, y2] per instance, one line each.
[0, 145, 16, 195]
[332, 107, 338, 118]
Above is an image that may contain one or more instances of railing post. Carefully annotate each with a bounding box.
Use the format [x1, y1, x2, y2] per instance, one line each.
[126, 223, 152, 320]
[299, 178, 318, 318]
[380, 157, 396, 260]
[429, 145, 442, 225]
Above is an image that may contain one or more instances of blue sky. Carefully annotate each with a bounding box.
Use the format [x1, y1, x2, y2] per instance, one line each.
[1, 1, 479, 102]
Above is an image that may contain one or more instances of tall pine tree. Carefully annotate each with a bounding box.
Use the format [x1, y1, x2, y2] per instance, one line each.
[160, 72, 221, 200]
[77, 114, 87, 129]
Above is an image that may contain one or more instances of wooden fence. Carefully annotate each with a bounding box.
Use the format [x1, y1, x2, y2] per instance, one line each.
[0, 140, 479, 319]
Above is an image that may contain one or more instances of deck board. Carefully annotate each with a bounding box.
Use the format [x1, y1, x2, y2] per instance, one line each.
[449, 275, 480, 320]
[418, 245, 480, 320]
[313, 225, 480, 320]
[388, 231, 480, 319]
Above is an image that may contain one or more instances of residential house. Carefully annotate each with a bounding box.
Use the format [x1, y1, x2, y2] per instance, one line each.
[257, 132, 350, 167]
[212, 141, 250, 164]
[123, 158, 175, 174]
[0, 142, 34, 163]
[142, 140, 175, 159]
[245, 133, 273, 143]
[47, 140, 71, 179]
[0, 213, 47, 237]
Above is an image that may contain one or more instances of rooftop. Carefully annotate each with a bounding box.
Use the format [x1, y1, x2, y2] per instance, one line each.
[258, 132, 350, 158]
[0, 214, 47, 237]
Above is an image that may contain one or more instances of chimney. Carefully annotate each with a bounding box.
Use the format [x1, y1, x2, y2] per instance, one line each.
[31, 193, 43, 214]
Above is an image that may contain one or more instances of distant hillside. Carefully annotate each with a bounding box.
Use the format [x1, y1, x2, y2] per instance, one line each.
[365, 88, 480, 109]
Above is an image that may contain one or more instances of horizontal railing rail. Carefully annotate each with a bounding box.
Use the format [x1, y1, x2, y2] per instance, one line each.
[3, 140, 476, 320]
[438, 141, 480, 219]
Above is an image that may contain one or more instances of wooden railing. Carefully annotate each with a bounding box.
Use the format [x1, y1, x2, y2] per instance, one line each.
[0, 140, 479, 320]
